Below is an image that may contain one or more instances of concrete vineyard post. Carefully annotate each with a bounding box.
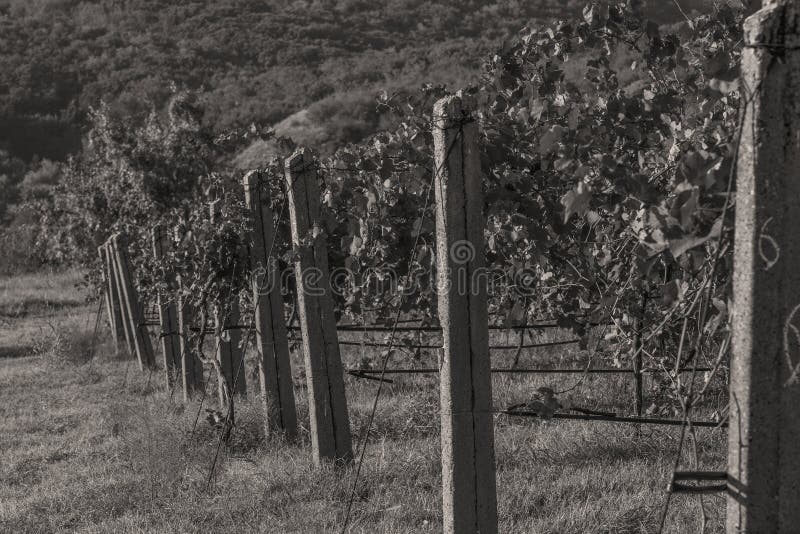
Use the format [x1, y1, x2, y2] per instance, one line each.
[728, 2, 800, 532]
[213, 300, 245, 405]
[243, 170, 298, 440]
[152, 225, 181, 390]
[208, 199, 246, 406]
[284, 148, 352, 465]
[177, 291, 204, 401]
[107, 240, 135, 356]
[98, 244, 125, 352]
[174, 226, 204, 401]
[433, 92, 498, 534]
[110, 233, 155, 370]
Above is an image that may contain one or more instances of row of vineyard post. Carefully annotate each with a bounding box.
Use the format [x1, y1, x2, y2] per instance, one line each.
[97, 3, 800, 527]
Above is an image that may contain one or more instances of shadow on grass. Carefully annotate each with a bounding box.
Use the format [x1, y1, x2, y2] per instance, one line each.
[0, 296, 86, 319]
[0, 345, 34, 359]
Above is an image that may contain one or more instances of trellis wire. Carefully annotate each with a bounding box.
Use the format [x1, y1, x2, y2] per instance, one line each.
[502, 409, 727, 429]
[346, 366, 713, 376]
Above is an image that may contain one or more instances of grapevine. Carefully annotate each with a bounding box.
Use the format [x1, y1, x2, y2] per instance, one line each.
[38, 1, 746, 417]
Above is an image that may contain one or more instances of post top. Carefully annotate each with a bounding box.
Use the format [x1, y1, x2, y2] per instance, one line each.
[242, 169, 259, 187]
[433, 90, 477, 130]
[285, 147, 313, 174]
[744, 0, 800, 48]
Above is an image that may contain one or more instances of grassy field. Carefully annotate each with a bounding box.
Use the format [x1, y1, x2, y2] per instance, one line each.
[0, 271, 727, 533]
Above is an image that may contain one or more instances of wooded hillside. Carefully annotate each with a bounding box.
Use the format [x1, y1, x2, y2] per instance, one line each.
[0, 0, 715, 271]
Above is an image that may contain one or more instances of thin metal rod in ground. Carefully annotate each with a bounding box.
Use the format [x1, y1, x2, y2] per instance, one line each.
[347, 367, 713, 375]
[503, 410, 726, 428]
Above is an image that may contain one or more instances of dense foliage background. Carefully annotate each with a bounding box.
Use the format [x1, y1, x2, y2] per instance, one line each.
[2, 0, 751, 418]
[0, 0, 722, 273]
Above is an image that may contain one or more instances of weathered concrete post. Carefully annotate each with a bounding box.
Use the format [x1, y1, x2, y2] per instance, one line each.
[728, 2, 800, 532]
[98, 244, 125, 352]
[110, 233, 156, 370]
[106, 240, 136, 356]
[176, 290, 204, 400]
[152, 225, 181, 390]
[174, 226, 204, 401]
[208, 200, 246, 405]
[285, 148, 352, 465]
[243, 170, 298, 440]
[213, 300, 245, 404]
[433, 91, 497, 534]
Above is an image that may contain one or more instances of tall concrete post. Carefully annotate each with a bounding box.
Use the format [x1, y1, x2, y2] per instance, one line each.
[174, 226, 204, 401]
[152, 225, 181, 390]
[207, 201, 246, 405]
[106, 240, 135, 356]
[110, 233, 155, 370]
[433, 91, 498, 534]
[176, 288, 204, 401]
[285, 148, 352, 465]
[98, 244, 125, 352]
[243, 170, 298, 440]
[728, 2, 800, 532]
[213, 299, 245, 405]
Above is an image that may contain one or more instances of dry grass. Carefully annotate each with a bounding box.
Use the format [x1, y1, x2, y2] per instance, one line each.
[0, 270, 94, 359]
[0, 269, 87, 318]
[0, 271, 727, 533]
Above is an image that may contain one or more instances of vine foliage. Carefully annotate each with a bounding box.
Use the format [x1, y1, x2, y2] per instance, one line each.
[41, 1, 745, 415]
